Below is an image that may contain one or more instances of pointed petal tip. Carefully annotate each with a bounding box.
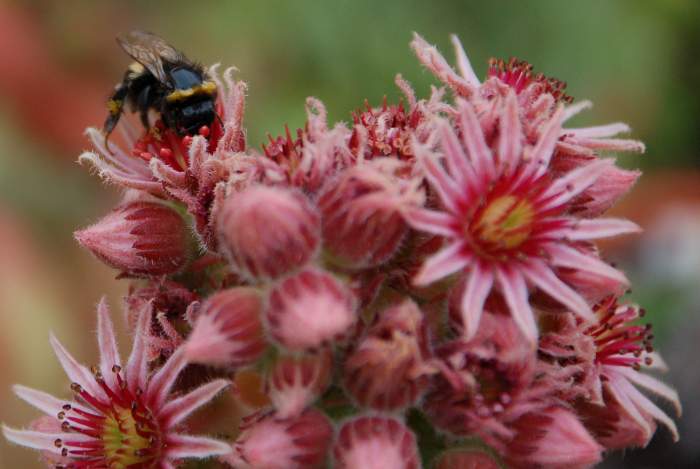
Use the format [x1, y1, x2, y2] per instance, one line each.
[77, 151, 98, 165]
[73, 228, 87, 243]
[48, 332, 62, 352]
[2, 425, 48, 450]
[411, 31, 425, 42]
[166, 434, 232, 458]
[1, 423, 17, 442]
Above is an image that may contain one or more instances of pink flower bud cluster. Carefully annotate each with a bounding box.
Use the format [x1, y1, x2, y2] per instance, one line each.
[4, 33, 681, 469]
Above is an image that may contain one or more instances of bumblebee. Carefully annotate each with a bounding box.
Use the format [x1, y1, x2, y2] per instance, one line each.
[104, 30, 218, 144]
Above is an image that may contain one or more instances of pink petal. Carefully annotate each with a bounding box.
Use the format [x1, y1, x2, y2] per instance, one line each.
[414, 241, 470, 286]
[565, 122, 630, 138]
[49, 333, 106, 401]
[606, 376, 653, 441]
[165, 433, 231, 458]
[562, 100, 592, 122]
[496, 267, 538, 343]
[437, 118, 480, 192]
[458, 100, 496, 182]
[498, 91, 522, 174]
[147, 347, 189, 409]
[557, 218, 641, 241]
[530, 107, 564, 178]
[459, 263, 494, 340]
[522, 259, 593, 321]
[78, 152, 163, 193]
[539, 159, 611, 211]
[404, 208, 458, 237]
[160, 379, 230, 427]
[126, 301, 152, 394]
[546, 244, 629, 285]
[570, 137, 645, 153]
[96, 298, 121, 389]
[85, 127, 151, 175]
[13, 385, 66, 416]
[615, 367, 681, 416]
[410, 33, 476, 97]
[614, 374, 679, 442]
[2, 425, 92, 453]
[415, 140, 464, 214]
[450, 34, 480, 84]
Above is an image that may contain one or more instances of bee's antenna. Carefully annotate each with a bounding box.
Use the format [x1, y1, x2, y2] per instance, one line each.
[216, 112, 224, 129]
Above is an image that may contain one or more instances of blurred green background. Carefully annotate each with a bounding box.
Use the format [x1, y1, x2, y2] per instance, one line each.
[0, 1, 698, 467]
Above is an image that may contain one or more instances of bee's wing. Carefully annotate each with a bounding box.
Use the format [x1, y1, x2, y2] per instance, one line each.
[116, 30, 184, 83]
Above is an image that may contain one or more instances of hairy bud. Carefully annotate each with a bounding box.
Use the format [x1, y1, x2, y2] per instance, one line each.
[75, 201, 190, 276]
[217, 185, 320, 280]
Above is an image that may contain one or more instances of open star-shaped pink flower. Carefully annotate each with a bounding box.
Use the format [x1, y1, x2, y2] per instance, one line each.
[407, 92, 639, 342]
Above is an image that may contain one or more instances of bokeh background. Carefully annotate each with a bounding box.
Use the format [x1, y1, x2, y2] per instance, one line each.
[0, 0, 698, 467]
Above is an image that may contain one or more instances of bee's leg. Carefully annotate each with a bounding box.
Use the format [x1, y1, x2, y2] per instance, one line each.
[136, 84, 153, 131]
[103, 83, 128, 151]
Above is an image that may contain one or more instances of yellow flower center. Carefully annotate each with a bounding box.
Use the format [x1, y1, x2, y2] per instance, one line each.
[101, 403, 160, 468]
[472, 194, 535, 254]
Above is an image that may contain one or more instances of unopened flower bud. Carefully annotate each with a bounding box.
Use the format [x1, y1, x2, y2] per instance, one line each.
[343, 300, 434, 410]
[185, 287, 267, 367]
[552, 154, 640, 217]
[75, 201, 190, 276]
[222, 409, 333, 469]
[267, 349, 332, 419]
[318, 160, 421, 268]
[434, 450, 500, 469]
[506, 407, 602, 469]
[333, 415, 420, 469]
[266, 268, 356, 350]
[217, 185, 320, 280]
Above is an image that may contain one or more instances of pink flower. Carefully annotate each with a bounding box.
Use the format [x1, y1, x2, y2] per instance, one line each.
[318, 158, 424, 268]
[347, 74, 443, 162]
[410, 33, 645, 159]
[75, 201, 191, 277]
[262, 98, 355, 193]
[265, 268, 357, 350]
[222, 409, 333, 469]
[424, 312, 547, 440]
[540, 297, 681, 445]
[486, 57, 573, 104]
[267, 349, 332, 419]
[350, 95, 419, 160]
[343, 300, 436, 410]
[333, 415, 420, 469]
[406, 93, 638, 341]
[2, 299, 230, 468]
[217, 185, 321, 281]
[185, 287, 267, 367]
